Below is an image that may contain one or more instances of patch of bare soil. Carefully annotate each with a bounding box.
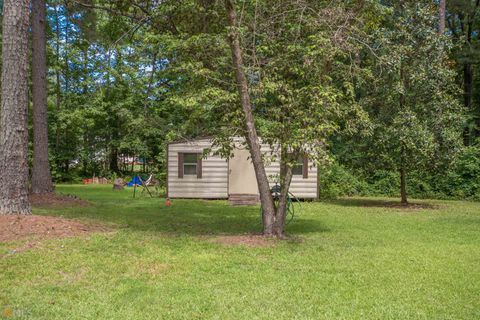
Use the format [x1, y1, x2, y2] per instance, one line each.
[29, 193, 91, 208]
[213, 234, 275, 247]
[363, 201, 438, 210]
[336, 198, 439, 210]
[0, 215, 110, 243]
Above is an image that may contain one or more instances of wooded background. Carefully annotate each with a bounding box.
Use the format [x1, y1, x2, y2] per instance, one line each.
[1, 0, 479, 201]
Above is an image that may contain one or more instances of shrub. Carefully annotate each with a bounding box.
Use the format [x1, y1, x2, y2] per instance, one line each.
[319, 163, 369, 199]
[368, 170, 399, 197]
[442, 145, 480, 199]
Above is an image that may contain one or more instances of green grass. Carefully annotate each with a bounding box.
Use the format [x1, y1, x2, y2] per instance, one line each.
[1, 185, 479, 319]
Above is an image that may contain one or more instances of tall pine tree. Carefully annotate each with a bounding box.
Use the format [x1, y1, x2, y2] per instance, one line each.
[0, 0, 31, 214]
[32, 0, 54, 194]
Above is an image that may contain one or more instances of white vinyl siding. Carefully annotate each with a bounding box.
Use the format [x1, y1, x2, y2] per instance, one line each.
[262, 146, 318, 199]
[168, 139, 228, 198]
[168, 137, 318, 199]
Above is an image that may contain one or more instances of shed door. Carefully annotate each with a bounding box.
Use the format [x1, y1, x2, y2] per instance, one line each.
[228, 148, 259, 195]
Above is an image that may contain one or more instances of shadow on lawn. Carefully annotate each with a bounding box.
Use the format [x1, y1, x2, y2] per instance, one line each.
[49, 199, 330, 236]
[327, 198, 438, 210]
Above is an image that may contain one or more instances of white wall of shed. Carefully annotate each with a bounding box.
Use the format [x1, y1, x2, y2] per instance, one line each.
[168, 138, 318, 199]
[168, 139, 228, 198]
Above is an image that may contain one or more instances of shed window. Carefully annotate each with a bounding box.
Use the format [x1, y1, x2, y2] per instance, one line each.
[178, 152, 202, 178]
[292, 154, 308, 178]
[184, 153, 199, 175]
[292, 158, 303, 176]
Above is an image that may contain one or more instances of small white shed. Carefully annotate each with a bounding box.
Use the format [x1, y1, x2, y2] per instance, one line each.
[167, 137, 318, 204]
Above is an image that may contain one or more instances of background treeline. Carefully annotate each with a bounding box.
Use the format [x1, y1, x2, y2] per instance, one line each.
[4, 0, 479, 200]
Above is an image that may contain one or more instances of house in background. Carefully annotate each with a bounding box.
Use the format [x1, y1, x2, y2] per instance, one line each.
[167, 137, 319, 204]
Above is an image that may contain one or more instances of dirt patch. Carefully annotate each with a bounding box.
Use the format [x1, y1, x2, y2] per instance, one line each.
[363, 201, 438, 210]
[213, 234, 275, 247]
[0, 215, 111, 243]
[143, 262, 171, 275]
[334, 198, 440, 210]
[29, 193, 91, 208]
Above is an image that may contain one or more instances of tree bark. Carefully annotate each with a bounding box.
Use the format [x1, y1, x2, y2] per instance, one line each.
[459, 12, 476, 144]
[54, 5, 61, 155]
[400, 167, 408, 205]
[399, 61, 408, 206]
[273, 148, 294, 238]
[109, 148, 120, 173]
[439, 0, 446, 35]
[144, 51, 158, 115]
[0, 0, 31, 214]
[131, 154, 135, 173]
[31, 0, 54, 194]
[224, 0, 276, 236]
[464, 63, 474, 141]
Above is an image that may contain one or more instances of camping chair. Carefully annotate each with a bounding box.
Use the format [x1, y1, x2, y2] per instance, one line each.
[144, 174, 153, 186]
[139, 174, 160, 197]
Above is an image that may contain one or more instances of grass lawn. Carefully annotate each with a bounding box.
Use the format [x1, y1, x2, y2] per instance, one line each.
[1, 185, 479, 319]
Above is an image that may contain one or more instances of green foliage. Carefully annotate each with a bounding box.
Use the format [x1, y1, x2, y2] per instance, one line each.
[337, 2, 466, 202]
[368, 170, 400, 197]
[319, 150, 480, 201]
[439, 145, 480, 199]
[319, 163, 370, 198]
[25, 1, 478, 201]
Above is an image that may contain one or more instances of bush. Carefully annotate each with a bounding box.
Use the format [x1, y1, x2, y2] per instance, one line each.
[406, 175, 434, 199]
[368, 170, 399, 197]
[318, 157, 480, 201]
[319, 163, 370, 199]
[441, 146, 480, 199]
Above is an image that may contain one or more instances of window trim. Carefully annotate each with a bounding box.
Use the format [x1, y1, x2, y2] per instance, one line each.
[291, 154, 308, 179]
[302, 154, 308, 179]
[178, 152, 203, 179]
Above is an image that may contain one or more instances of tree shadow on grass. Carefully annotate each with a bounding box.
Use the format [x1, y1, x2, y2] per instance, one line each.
[40, 199, 330, 237]
[327, 198, 439, 210]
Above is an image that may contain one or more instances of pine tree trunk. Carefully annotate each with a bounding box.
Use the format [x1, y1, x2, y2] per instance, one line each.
[0, 0, 32, 215]
[54, 5, 61, 155]
[31, 0, 54, 194]
[224, 0, 276, 236]
[438, 0, 446, 34]
[400, 167, 408, 205]
[461, 18, 475, 144]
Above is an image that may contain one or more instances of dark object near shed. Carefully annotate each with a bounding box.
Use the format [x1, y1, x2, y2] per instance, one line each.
[113, 178, 125, 190]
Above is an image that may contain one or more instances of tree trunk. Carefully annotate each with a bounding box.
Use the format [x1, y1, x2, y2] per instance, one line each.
[463, 63, 474, 144]
[273, 149, 294, 238]
[53, 5, 62, 167]
[439, 0, 446, 35]
[144, 51, 158, 115]
[224, 0, 276, 236]
[64, 6, 70, 92]
[400, 167, 408, 205]
[460, 15, 475, 144]
[31, 0, 54, 194]
[109, 148, 119, 173]
[131, 154, 135, 173]
[399, 60, 408, 206]
[0, 0, 31, 214]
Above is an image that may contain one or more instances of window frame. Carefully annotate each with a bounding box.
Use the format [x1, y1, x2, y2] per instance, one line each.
[183, 153, 198, 176]
[290, 154, 308, 179]
[178, 152, 203, 179]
